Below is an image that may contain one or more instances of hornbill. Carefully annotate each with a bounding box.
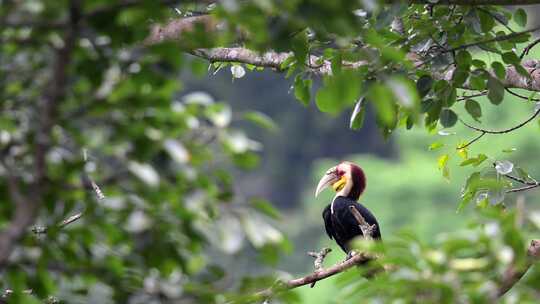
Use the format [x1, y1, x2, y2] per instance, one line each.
[315, 161, 381, 257]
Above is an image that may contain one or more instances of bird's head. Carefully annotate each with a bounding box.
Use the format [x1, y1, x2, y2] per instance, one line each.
[315, 161, 366, 200]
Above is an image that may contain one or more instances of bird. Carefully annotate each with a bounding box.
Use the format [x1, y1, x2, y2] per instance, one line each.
[315, 161, 381, 258]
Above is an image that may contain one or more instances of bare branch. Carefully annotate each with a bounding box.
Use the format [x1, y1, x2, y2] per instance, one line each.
[505, 88, 540, 102]
[255, 252, 373, 300]
[349, 206, 377, 240]
[307, 247, 332, 288]
[457, 132, 486, 150]
[458, 107, 540, 148]
[521, 38, 540, 59]
[457, 91, 487, 102]
[147, 15, 540, 92]
[497, 239, 540, 297]
[502, 173, 538, 186]
[444, 26, 540, 53]
[307, 248, 332, 271]
[145, 15, 218, 45]
[506, 183, 540, 193]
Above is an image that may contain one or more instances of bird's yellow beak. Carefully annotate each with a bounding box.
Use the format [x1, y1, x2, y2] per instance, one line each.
[315, 167, 345, 197]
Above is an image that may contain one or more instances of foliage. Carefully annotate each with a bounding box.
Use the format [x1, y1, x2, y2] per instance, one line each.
[0, 1, 288, 303]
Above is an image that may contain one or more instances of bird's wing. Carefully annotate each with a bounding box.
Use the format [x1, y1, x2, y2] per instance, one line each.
[322, 204, 334, 239]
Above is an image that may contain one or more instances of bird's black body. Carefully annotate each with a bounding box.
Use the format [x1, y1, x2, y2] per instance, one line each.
[322, 196, 381, 253]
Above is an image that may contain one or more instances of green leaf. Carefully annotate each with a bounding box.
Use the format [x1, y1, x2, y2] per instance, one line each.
[458, 172, 480, 211]
[477, 9, 495, 33]
[440, 108, 458, 128]
[514, 8, 527, 27]
[428, 142, 444, 151]
[280, 55, 295, 70]
[452, 68, 469, 87]
[251, 198, 281, 220]
[455, 50, 472, 68]
[315, 71, 362, 114]
[291, 30, 309, 64]
[491, 61, 506, 80]
[487, 76, 505, 105]
[475, 154, 488, 167]
[502, 52, 520, 65]
[368, 83, 397, 128]
[416, 75, 433, 98]
[469, 72, 487, 91]
[350, 98, 366, 130]
[465, 99, 482, 121]
[243, 111, 278, 132]
[438, 154, 450, 180]
[294, 75, 311, 106]
[459, 154, 487, 167]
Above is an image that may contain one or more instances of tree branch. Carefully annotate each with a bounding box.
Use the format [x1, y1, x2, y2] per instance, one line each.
[254, 252, 373, 300]
[0, 0, 81, 268]
[349, 206, 377, 240]
[307, 247, 332, 288]
[497, 239, 540, 297]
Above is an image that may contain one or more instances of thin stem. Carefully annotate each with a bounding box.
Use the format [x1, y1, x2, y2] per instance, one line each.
[502, 174, 538, 186]
[457, 91, 487, 101]
[520, 38, 540, 59]
[506, 183, 540, 193]
[458, 132, 486, 149]
[444, 25, 540, 53]
[505, 88, 540, 102]
[460, 108, 540, 135]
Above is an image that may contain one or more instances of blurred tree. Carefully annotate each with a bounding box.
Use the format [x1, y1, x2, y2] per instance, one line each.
[4, 0, 540, 303]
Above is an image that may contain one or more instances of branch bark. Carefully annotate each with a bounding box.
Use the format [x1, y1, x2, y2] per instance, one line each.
[146, 15, 540, 93]
[497, 239, 540, 297]
[255, 252, 372, 300]
[187, 46, 540, 92]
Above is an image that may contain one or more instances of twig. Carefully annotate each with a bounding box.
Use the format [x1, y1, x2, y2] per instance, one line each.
[255, 252, 372, 300]
[457, 91, 487, 102]
[348, 206, 377, 240]
[32, 150, 106, 234]
[520, 38, 540, 59]
[307, 247, 332, 287]
[502, 173, 538, 186]
[496, 164, 540, 193]
[460, 108, 540, 134]
[505, 88, 540, 102]
[444, 25, 540, 53]
[458, 132, 486, 149]
[506, 183, 540, 193]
